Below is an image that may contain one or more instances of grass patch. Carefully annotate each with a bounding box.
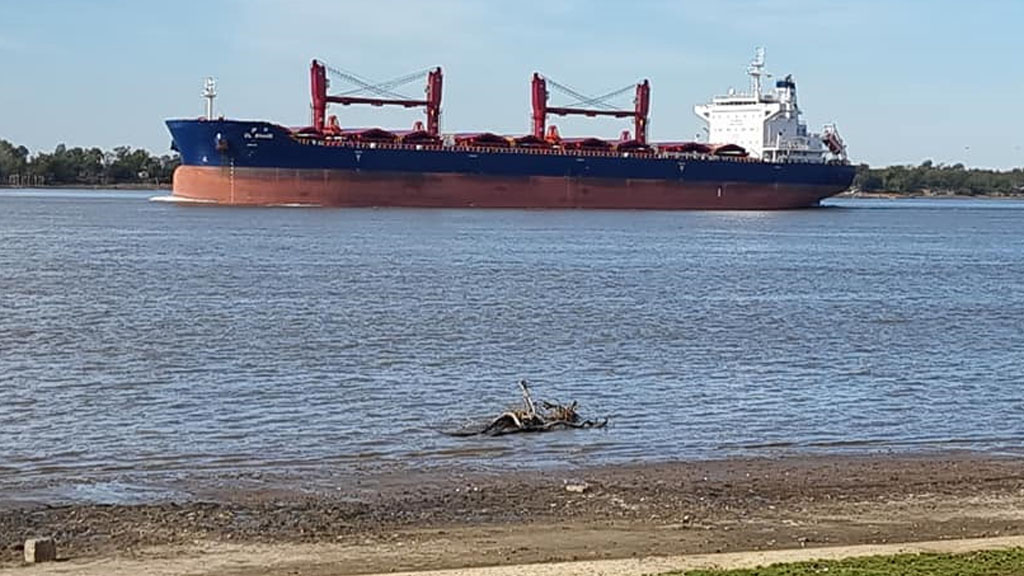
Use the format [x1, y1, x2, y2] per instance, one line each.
[671, 548, 1024, 575]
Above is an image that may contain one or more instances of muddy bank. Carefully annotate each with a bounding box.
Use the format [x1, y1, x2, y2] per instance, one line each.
[2, 454, 1023, 573]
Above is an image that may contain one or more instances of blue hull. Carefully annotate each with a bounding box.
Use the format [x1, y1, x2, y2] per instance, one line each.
[166, 119, 855, 210]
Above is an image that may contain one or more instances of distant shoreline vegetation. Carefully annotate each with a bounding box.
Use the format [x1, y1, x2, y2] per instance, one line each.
[854, 161, 1024, 197]
[0, 139, 179, 188]
[2, 138, 1022, 196]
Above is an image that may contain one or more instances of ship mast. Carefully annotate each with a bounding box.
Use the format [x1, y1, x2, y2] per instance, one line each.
[748, 47, 766, 101]
[203, 77, 217, 120]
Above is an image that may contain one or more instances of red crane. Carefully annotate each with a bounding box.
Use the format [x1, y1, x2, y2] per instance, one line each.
[310, 60, 443, 136]
[531, 74, 651, 145]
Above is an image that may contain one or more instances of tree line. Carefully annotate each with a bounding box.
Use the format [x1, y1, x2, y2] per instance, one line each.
[3, 137, 1022, 194]
[0, 139, 179, 187]
[854, 161, 1024, 196]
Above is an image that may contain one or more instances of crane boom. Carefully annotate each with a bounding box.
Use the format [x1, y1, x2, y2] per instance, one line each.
[532, 73, 651, 144]
[310, 60, 443, 136]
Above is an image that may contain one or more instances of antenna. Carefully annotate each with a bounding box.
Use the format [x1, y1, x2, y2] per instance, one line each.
[203, 77, 217, 120]
[748, 47, 765, 100]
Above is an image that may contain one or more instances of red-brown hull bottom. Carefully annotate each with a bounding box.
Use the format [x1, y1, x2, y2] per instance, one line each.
[171, 166, 843, 210]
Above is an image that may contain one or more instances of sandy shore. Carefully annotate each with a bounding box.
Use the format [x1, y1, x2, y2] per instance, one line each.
[0, 184, 170, 191]
[835, 190, 1022, 200]
[6, 536, 1024, 576]
[2, 454, 1023, 574]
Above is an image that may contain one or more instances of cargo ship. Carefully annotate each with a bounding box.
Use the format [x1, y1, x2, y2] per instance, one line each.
[166, 49, 854, 209]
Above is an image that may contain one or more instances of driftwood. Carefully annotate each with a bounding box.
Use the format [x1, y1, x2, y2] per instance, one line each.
[447, 380, 607, 437]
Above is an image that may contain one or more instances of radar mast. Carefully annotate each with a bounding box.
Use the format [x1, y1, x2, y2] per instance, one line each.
[747, 47, 766, 100]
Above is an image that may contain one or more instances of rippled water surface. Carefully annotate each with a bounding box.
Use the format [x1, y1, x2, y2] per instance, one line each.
[2, 190, 1023, 501]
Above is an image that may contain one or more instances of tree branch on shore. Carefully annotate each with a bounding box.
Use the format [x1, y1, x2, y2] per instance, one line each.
[446, 380, 607, 437]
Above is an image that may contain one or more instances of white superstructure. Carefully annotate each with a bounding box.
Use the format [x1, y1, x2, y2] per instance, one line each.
[694, 49, 846, 163]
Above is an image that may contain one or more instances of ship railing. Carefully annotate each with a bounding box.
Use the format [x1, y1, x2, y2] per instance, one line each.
[292, 133, 828, 165]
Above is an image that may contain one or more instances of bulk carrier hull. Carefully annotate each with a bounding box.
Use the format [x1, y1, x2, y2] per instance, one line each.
[167, 120, 855, 210]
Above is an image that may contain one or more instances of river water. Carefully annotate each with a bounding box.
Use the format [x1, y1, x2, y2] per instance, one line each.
[1, 190, 1022, 503]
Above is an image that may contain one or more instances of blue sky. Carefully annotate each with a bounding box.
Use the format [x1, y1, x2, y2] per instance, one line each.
[1, 0, 1022, 169]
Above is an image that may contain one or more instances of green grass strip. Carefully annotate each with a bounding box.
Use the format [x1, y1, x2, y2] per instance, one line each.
[671, 548, 1024, 576]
